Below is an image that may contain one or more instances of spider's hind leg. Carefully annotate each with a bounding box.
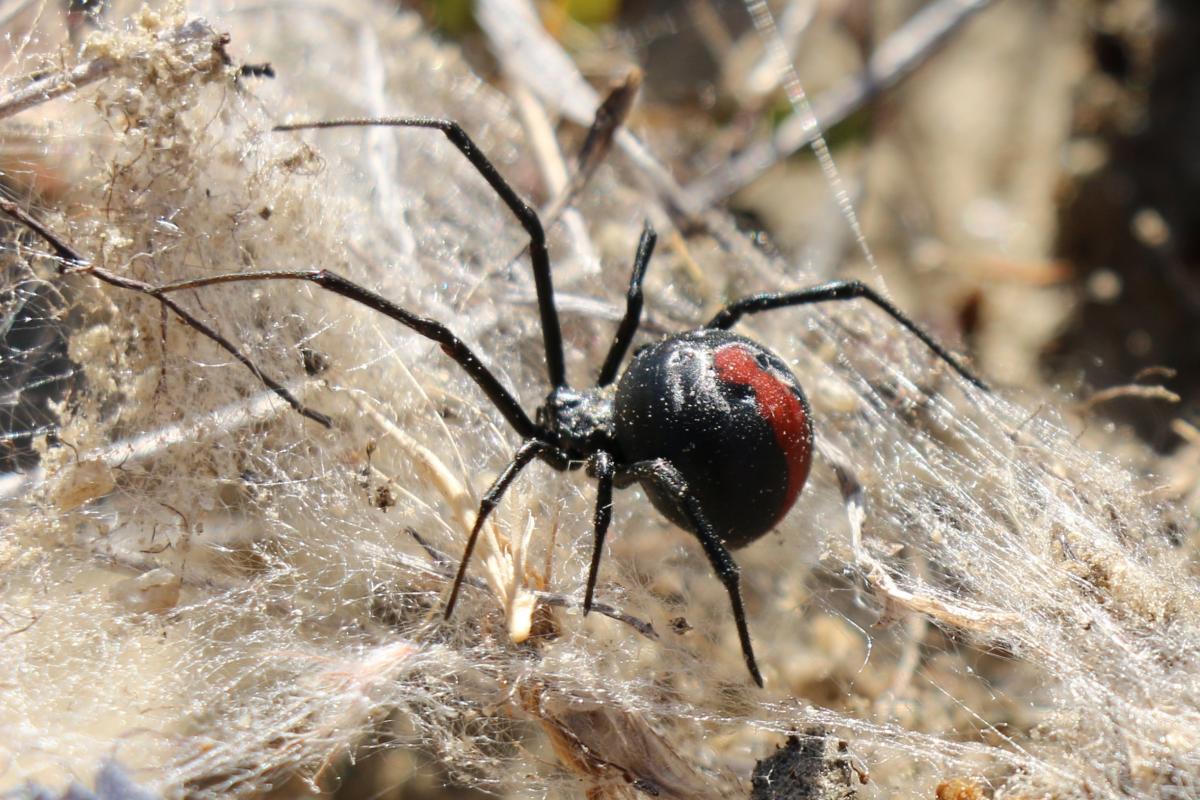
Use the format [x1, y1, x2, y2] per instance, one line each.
[619, 458, 765, 688]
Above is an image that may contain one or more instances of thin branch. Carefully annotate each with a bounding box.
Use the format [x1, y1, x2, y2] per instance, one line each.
[0, 200, 333, 427]
[0, 19, 219, 121]
[1079, 383, 1181, 413]
[474, 0, 709, 223]
[0, 387, 305, 503]
[1, 610, 40, 640]
[688, 0, 996, 205]
[542, 68, 642, 226]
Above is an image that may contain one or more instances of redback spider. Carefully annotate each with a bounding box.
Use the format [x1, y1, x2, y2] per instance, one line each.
[1, 116, 988, 687]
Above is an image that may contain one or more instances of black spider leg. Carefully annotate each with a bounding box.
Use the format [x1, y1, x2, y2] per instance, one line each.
[618, 459, 765, 688]
[443, 439, 567, 618]
[154, 267, 558, 617]
[274, 117, 567, 389]
[596, 223, 656, 387]
[157, 269, 538, 439]
[0, 200, 333, 428]
[706, 279, 989, 391]
[583, 450, 615, 614]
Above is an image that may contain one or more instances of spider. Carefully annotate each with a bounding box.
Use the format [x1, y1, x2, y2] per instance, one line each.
[1, 117, 987, 687]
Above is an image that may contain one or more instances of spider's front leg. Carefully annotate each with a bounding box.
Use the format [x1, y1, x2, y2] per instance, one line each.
[442, 439, 567, 617]
[156, 268, 540, 439]
[618, 458, 765, 688]
[447, 443, 627, 638]
[583, 450, 616, 615]
[275, 116, 568, 389]
[596, 224, 656, 387]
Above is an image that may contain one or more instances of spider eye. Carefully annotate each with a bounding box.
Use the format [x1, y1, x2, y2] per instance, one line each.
[754, 352, 771, 369]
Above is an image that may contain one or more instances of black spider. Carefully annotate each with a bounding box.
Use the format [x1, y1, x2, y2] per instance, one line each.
[0, 117, 987, 687]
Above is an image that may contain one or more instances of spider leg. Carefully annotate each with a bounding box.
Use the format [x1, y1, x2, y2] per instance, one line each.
[0, 201, 333, 427]
[620, 458, 765, 688]
[705, 279, 989, 391]
[583, 450, 615, 614]
[444, 438, 561, 618]
[596, 223, 656, 387]
[156, 269, 539, 440]
[274, 117, 567, 389]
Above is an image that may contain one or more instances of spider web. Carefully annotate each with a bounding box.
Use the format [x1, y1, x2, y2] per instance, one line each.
[0, 1, 1197, 799]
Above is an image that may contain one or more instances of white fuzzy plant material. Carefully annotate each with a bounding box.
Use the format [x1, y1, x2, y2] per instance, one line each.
[0, 1, 1197, 799]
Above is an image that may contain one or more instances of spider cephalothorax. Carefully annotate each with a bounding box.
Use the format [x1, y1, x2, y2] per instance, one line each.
[1, 117, 987, 687]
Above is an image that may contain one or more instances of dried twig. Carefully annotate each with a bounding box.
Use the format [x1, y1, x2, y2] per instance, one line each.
[1079, 383, 1181, 413]
[542, 68, 642, 226]
[0, 387, 305, 502]
[475, 0, 708, 223]
[0, 199, 332, 427]
[0, 19, 219, 120]
[834, 462, 1020, 631]
[688, 0, 996, 205]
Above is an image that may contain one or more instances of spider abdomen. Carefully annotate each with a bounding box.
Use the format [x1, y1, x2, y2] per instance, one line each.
[614, 329, 814, 548]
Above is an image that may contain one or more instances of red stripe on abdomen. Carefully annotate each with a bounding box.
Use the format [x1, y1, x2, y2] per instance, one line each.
[713, 345, 812, 523]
